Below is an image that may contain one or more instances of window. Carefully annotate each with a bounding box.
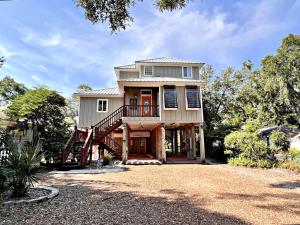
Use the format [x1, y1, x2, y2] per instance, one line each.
[129, 98, 137, 110]
[144, 66, 153, 76]
[186, 86, 201, 109]
[182, 66, 192, 78]
[97, 99, 108, 112]
[163, 86, 178, 109]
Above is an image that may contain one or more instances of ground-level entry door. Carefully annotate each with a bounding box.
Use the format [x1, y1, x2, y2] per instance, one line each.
[141, 95, 152, 116]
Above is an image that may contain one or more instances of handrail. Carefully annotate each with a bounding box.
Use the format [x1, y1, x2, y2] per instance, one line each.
[103, 135, 122, 159]
[80, 129, 93, 166]
[123, 105, 159, 117]
[61, 129, 88, 164]
[61, 129, 77, 163]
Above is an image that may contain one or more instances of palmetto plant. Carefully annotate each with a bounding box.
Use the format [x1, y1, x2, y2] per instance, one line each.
[5, 138, 42, 198]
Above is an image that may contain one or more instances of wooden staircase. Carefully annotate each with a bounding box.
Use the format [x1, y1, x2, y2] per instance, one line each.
[61, 106, 125, 167]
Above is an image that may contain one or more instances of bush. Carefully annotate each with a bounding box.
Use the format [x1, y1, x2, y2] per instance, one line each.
[228, 157, 273, 168]
[103, 151, 113, 166]
[225, 131, 271, 161]
[278, 147, 300, 171]
[289, 147, 300, 160]
[269, 130, 290, 151]
[0, 167, 8, 203]
[5, 139, 42, 198]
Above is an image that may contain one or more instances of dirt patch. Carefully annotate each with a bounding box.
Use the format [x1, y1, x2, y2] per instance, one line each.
[1, 164, 299, 225]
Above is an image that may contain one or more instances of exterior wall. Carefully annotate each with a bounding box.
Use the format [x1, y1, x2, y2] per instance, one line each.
[119, 71, 139, 79]
[160, 86, 203, 122]
[78, 97, 123, 128]
[140, 65, 200, 80]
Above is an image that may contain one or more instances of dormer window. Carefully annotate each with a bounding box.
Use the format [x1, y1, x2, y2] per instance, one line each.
[182, 66, 192, 78]
[144, 66, 153, 76]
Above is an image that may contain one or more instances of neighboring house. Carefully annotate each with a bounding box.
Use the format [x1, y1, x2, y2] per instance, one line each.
[259, 126, 300, 150]
[61, 57, 206, 166]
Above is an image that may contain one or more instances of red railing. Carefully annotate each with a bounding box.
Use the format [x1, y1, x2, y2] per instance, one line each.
[102, 135, 122, 159]
[61, 128, 87, 164]
[80, 129, 93, 167]
[123, 105, 159, 117]
[93, 106, 124, 139]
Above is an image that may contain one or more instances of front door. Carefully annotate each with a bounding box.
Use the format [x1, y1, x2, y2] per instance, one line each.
[141, 95, 152, 116]
[140, 138, 146, 153]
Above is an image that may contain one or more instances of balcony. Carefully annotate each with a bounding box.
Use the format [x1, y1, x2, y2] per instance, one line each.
[123, 105, 159, 117]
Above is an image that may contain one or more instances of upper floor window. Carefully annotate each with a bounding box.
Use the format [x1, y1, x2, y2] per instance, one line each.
[97, 99, 108, 112]
[186, 86, 201, 109]
[144, 66, 153, 76]
[182, 66, 192, 78]
[163, 86, 178, 109]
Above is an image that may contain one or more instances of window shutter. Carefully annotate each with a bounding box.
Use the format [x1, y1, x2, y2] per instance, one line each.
[164, 86, 178, 108]
[186, 86, 201, 108]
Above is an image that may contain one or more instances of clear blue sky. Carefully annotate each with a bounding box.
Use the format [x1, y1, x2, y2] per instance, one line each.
[0, 0, 299, 96]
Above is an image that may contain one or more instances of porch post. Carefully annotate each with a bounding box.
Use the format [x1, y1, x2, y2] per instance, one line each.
[174, 129, 178, 154]
[122, 124, 128, 164]
[199, 124, 205, 163]
[161, 124, 166, 163]
[179, 128, 183, 153]
[191, 126, 196, 159]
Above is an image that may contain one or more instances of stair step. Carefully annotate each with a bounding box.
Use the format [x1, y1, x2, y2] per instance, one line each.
[126, 160, 162, 165]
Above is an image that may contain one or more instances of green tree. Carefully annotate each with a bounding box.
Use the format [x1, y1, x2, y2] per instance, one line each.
[269, 130, 290, 152]
[257, 34, 300, 128]
[64, 83, 92, 125]
[75, 0, 189, 32]
[200, 63, 258, 159]
[7, 87, 68, 162]
[0, 76, 27, 102]
[0, 56, 4, 68]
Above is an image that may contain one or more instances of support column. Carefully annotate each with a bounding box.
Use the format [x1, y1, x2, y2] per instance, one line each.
[199, 124, 205, 163]
[171, 130, 174, 154]
[122, 124, 128, 164]
[174, 129, 178, 154]
[185, 126, 191, 159]
[191, 126, 196, 159]
[161, 124, 166, 163]
[179, 128, 183, 153]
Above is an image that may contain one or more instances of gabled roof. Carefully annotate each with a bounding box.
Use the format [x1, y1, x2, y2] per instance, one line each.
[135, 57, 202, 64]
[116, 64, 136, 69]
[76, 87, 121, 97]
[115, 57, 203, 69]
[118, 77, 205, 83]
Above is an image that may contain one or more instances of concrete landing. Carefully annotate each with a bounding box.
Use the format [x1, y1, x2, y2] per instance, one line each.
[126, 159, 162, 165]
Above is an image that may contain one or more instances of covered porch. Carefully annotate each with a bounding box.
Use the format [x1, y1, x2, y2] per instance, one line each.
[118, 121, 205, 164]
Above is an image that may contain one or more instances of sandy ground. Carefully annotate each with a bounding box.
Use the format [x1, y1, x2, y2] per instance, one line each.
[1, 164, 300, 225]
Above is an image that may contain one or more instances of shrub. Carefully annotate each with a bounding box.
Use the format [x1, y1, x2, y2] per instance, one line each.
[278, 147, 300, 172]
[269, 130, 290, 151]
[0, 167, 8, 203]
[289, 147, 300, 160]
[228, 157, 257, 167]
[5, 139, 42, 198]
[228, 157, 273, 168]
[103, 151, 113, 166]
[225, 131, 271, 161]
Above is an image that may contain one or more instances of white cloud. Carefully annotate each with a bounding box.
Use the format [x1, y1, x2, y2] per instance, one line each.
[41, 34, 61, 47]
[1, 0, 298, 97]
[30, 75, 42, 82]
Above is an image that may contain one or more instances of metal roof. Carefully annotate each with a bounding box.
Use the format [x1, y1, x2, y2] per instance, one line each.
[115, 64, 136, 69]
[135, 57, 203, 64]
[115, 57, 203, 69]
[76, 87, 121, 97]
[118, 77, 205, 83]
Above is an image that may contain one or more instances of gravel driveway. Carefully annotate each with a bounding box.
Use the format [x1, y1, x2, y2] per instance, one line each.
[1, 164, 300, 225]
